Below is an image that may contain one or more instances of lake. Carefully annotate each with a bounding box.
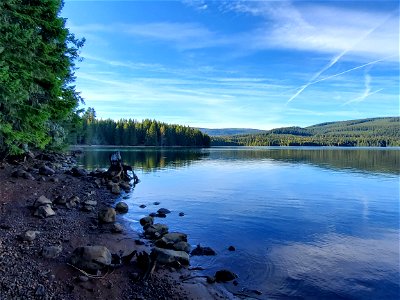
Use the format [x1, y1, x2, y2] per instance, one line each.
[78, 146, 400, 299]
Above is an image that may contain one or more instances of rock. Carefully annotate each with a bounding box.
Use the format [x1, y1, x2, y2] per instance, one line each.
[139, 204, 146, 208]
[119, 181, 131, 191]
[157, 208, 171, 214]
[179, 212, 185, 217]
[35, 284, 46, 297]
[66, 196, 80, 209]
[155, 233, 191, 253]
[39, 165, 55, 176]
[191, 244, 216, 256]
[115, 202, 128, 213]
[152, 247, 190, 266]
[98, 208, 116, 223]
[79, 276, 89, 282]
[21, 230, 39, 242]
[94, 179, 102, 188]
[22, 171, 35, 180]
[215, 269, 238, 282]
[54, 195, 67, 205]
[11, 169, 25, 178]
[139, 216, 154, 227]
[135, 239, 145, 245]
[149, 212, 157, 217]
[144, 223, 168, 239]
[42, 245, 62, 259]
[112, 223, 123, 233]
[83, 200, 97, 206]
[173, 241, 191, 253]
[111, 184, 121, 195]
[71, 167, 87, 177]
[70, 246, 112, 271]
[206, 276, 216, 284]
[153, 201, 160, 205]
[34, 204, 56, 218]
[159, 232, 187, 244]
[34, 195, 52, 208]
[81, 205, 94, 212]
[49, 177, 59, 183]
[228, 246, 236, 251]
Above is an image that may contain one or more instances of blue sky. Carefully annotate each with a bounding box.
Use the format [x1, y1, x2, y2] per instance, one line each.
[62, 0, 399, 129]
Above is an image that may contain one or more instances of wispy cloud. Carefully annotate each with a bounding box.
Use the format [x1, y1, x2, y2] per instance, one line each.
[223, 1, 399, 60]
[342, 71, 384, 106]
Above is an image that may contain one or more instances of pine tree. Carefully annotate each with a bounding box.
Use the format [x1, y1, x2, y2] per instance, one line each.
[0, 0, 84, 156]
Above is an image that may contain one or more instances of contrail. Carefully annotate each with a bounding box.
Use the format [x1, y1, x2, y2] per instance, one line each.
[342, 88, 384, 106]
[309, 55, 395, 85]
[286, 13, 394, 104]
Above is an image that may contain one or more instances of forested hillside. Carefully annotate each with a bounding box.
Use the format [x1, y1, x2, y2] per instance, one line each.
[198, 128, 265, 136]
[0, 0, 84, 157]
[211, 117, 400, 147]
[69, 108, 210, 147]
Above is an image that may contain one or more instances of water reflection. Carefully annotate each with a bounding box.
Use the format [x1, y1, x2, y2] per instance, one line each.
[77, 146, 400, 175]
[77, 147, 207, 171]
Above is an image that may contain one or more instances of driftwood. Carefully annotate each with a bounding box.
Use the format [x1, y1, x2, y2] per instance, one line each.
[107, 151, 139, 184]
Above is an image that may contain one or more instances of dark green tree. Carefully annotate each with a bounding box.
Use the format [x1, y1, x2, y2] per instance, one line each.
[0, 0, 84, 156]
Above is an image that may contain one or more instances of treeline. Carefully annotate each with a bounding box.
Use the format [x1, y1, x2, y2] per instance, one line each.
[69, 108, 210, 147]
[212, 117, 400, 147]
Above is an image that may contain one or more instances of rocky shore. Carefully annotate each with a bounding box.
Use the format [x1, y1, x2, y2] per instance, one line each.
[0, 151, 238, 300]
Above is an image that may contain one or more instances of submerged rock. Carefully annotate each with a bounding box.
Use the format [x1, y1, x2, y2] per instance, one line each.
[157, 208, 171, 214]
[215, 269, 238, 282]
[191, 244, 216, 256]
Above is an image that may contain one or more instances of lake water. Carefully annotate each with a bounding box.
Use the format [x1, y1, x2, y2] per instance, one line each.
[78, 147, 400, 299]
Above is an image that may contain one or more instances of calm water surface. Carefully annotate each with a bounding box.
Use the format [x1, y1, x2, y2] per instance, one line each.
[78, 147, 400, 299]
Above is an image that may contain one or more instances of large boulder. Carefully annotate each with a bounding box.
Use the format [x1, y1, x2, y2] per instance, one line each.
[157, 208, 171, 215]
[34, 204, 56, 218]
[144, 223, 168, 239]
[119, 182, 131, 191]
[70, 246, 112, 271]
[98, 208, 116, 223]
[115, 202, 129, 213]
[155, 232, 190, 253]
[152, 247, 189, 266]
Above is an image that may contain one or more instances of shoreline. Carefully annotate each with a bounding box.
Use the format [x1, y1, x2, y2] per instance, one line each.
[0, 151, 233, 299]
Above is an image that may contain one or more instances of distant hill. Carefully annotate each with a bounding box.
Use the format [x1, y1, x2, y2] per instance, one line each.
[198, 128, 265, 136]
[211, 117, 400, 147]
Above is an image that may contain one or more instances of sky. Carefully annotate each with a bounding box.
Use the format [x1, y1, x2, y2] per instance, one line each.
[62, 0, 399, 129]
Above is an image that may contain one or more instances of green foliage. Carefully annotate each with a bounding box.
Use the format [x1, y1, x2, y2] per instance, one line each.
[0, 0, 84, 157]
[212, 117, 400, 147]
[70, 109, 210, 147]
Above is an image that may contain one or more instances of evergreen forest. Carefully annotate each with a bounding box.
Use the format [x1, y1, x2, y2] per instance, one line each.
[69, 108, 210, 147]
[211, 117, 400, 147]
